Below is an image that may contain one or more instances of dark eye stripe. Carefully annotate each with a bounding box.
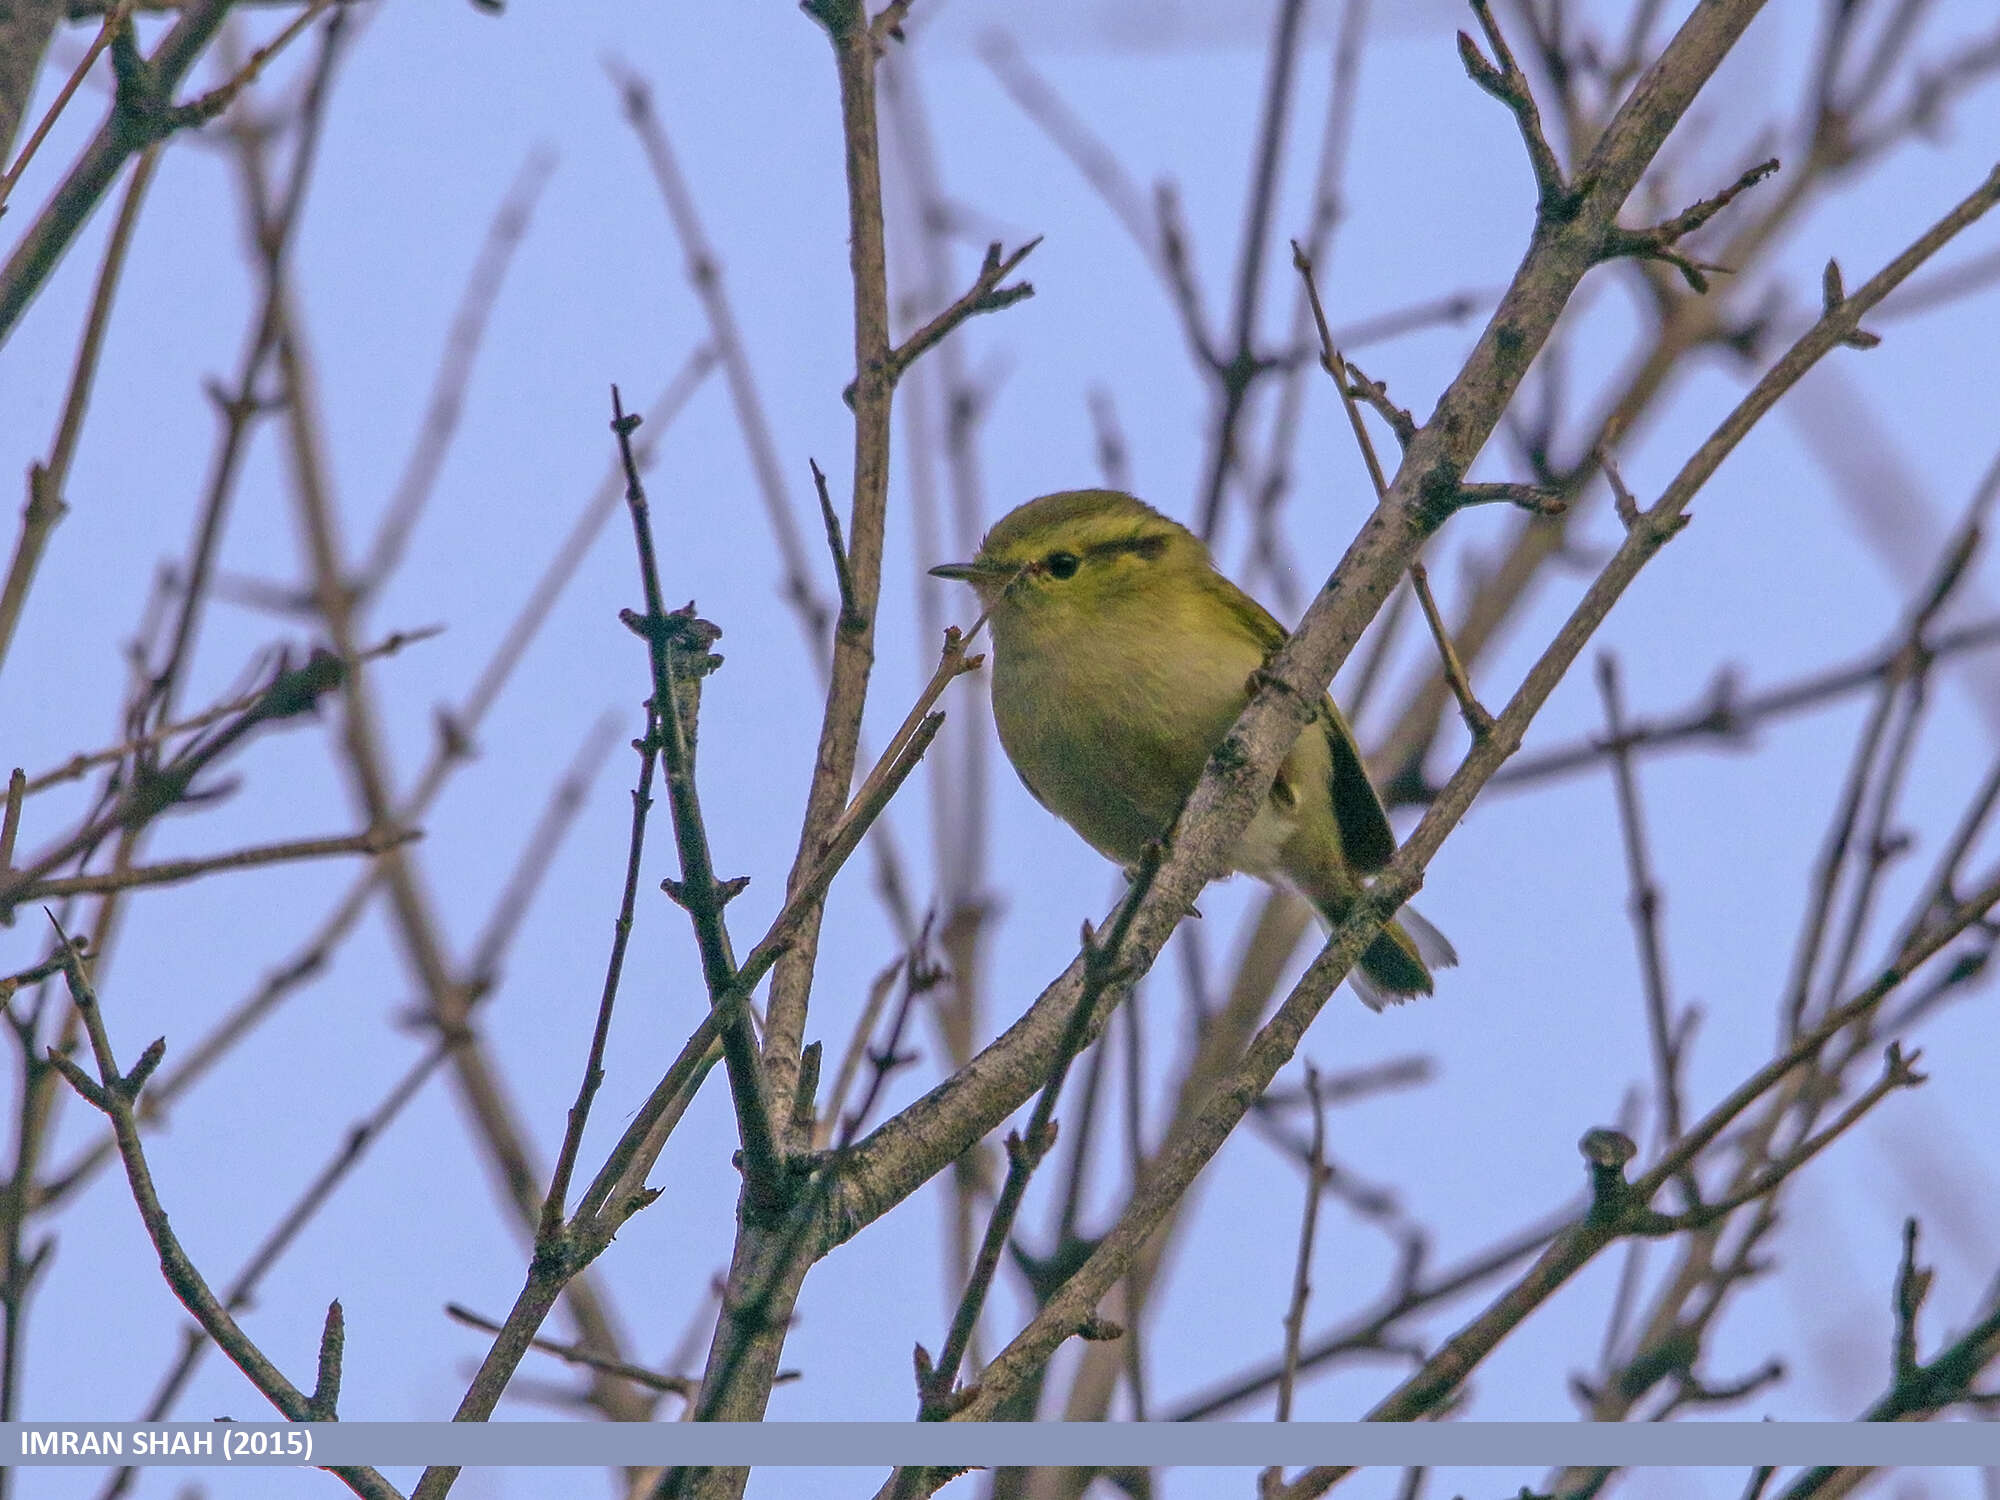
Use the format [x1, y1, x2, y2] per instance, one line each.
[1085, 533, 1169, 563]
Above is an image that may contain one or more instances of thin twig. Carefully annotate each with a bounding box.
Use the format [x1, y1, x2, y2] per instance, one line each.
[100, 1045, 448, 1498]
[31, 364, 704, 1207]
[810, 458, 865, 634]
[606, 59, 827, 642]
[1596, 654, 1688, 1161]
[1488, 613, 2000, 796]
[1193, 0, 1309, 542]
[0, 140, 159, 682]
[1408, 561, 1493, 740]
[609, 386, 781, 1217]
[43, 920, 398, 1498]
[818, 954, 906, 1152]
[537, 701, 663, 1241]
[1, 825, 413, 911]
[975, 31, 1155, 268]
[1455, 0, 1570, 215]
[915, 845, 1166, 1421]
[1168, 1206, 1566, 1419]
[0, 0, 235, 344]
[18, 627, 438, 798]
[852, 237, 1039, 405]
[142, 11, 348, 730]
[355, 147, 557, 595]
[834, 922, 942, 1151]
[177, 0, 342, 122]
[1247, 0, 1372, 610]
[1275, 1063, 1328, 1422]
[444, 1305, 696, 1401]
[0, 770, 21, 875]
[0, 0, 134, 213]
[1601, 158, 1781, 293]
[725, 629, 983, 1032]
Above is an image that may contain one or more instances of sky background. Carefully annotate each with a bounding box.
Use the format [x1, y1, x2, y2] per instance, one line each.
[4, 1, 2000, 1497]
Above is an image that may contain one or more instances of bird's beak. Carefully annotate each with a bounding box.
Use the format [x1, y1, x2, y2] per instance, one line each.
[929, 560, 1007, 583]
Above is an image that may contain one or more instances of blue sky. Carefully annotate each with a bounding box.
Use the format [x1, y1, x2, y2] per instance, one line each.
[5, 2, 2000, 1497]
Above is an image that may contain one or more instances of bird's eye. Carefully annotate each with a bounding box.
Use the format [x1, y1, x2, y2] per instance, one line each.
[1045, 551, 1080, 580]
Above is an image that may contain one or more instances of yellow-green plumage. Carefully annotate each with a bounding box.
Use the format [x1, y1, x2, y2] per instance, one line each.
[932, 489, 1452, 1009]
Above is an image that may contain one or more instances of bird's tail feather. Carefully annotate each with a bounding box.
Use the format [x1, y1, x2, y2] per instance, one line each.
[1331, 903, 1457, 1013]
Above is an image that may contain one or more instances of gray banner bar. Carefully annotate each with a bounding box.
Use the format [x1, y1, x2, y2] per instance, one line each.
[7, 1422, 1997, 1468]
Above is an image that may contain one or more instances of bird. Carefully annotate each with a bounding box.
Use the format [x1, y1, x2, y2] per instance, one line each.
[930, 487, 1453, 1009]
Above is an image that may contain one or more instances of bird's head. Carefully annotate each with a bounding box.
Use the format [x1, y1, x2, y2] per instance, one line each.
[929, 489, 1207, 629]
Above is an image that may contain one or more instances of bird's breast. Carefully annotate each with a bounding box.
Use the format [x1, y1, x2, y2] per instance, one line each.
[988, 605, 1261, 864]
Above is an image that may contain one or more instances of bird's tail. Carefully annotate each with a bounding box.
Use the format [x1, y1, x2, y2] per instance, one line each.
[1318, 899, 1457, 1012]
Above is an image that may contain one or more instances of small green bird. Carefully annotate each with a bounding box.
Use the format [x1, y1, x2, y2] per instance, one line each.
[931, 488, 1453, 1009]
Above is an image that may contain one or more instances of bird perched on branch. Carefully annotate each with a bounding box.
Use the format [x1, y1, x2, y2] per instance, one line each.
[931, 488, 1453, 1009]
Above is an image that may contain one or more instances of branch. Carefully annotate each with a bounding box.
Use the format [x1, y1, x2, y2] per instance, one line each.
[243, 88, 651, 1435]
[933, 157, 2000, 1431]
[106, 1046, 447, 1477]
[1775, 1236, 2000, 1500]
[444, 1305, 696, 1401]
[0, 0, 120, 211]
[1595, 654, 1689, 1165]
[1274, 1063, 1329, 1424]
[609, 388, 782, 1219]
[42, 919, 400, 1499]
[973, 31, 1162, 285]
[0, 825, 413, 912]
[725, 625, 982, 1015]
[0, 0, 234, 345]
[0, 767, 21, 876]
[825, 0, 1844, 1345]
[1600, 158, 1781, 292]
[915, 847, 1162, 1421]
[606, 57, 829, 646]
[1456, 0, 1571, 217]
[0, 131, 158, 681]
[19, 628, 438, 799]
[810, 458, 865, 634]
[1296, 243, 1493, 738]
[829, 924, 943, 1151]
[1633, 1042, 1926, 1235]
[1338, 357, 1416, 448]
[1488, 613, 2000, 795]
[1193, 0, 1311, 540]
[845, 237, 1040, 407]
[1409, 560, 1493, 740]
[1167, 1207, 1567, 1420]
[32, 365, 705, 1214]
[354, 146, 557, 596]
[538, 703, 664, 1242]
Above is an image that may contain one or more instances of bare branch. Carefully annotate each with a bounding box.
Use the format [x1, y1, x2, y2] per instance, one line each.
[0, 0, 235, 344]
[1456, 0, 1570, 217]
[847, 237, 1040, 406]
[1600, 158, 1781, 292]
[443, 1305, 696, 1401]
[811, 457, 866, 635]
[1274, 1063, 1328, 1423]
[1595, 653, 1688, 1167]
[608, 388, 782, 1217]
[42, 919, 400, 1499]
[3, 823, 411, 909]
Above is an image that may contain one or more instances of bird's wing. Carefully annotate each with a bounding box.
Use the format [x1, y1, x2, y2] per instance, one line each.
[1213, 573, 1398, 873]
[1321, 699, 1396, 871]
